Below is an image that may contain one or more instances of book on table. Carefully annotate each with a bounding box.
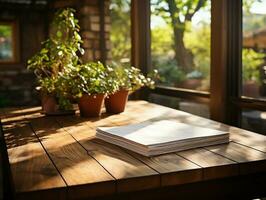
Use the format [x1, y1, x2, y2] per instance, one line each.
[96, 120, 229, 157]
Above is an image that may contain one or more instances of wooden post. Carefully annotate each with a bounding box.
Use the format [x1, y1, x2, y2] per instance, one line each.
[210, 0, 228, 122]
[131, 0, 151, 99]
[131, 0, 151, 75]
[210, 0, 242, 125]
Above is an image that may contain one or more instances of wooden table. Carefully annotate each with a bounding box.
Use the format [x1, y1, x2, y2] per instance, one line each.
[0, 101, 265, 200]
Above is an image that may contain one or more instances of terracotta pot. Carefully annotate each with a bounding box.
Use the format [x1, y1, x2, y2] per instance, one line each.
[105, 90, 129, 114]
[179, 79, 202, 90]
[78, 94, 105, 117]
[243, 81, 260, 98]
[41, 94, 57, 113]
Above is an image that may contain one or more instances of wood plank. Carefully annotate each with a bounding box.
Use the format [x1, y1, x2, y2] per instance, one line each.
[229, 127, 266, 153]
[1, 102, 265, 200]
[107, 173, 266, 200]
[3, 123, 66, 200]
[121, 101, 182, 123]
[0, 107, 22, 119]
[125, 151, 202, 186]
[0, 108, 29, 126]
[177, 148, 238, 180]
[0, 109, 6, 200]
[0, 153, 3, 200]
[102, 102, 239, 182]
[206, 142, 266, 174]
[125, 102, 266, 154]
[0, 107, 43, 128]
[56, 116, 160, 193]
[0, 108, 6, 120]
[29, 117, 116, 200]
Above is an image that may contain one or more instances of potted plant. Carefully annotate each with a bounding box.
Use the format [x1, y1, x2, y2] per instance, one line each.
[180, 70, 203, 90]
[66, 62, 118, 117]
[27, 8, 84, 114]
[242, 49, 264, 97]
[105, 64, 158, 114]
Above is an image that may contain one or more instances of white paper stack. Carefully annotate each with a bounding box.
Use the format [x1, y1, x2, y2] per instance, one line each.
[96, 120, 229, 156]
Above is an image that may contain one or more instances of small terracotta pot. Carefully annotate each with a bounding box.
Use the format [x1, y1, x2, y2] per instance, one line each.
[105, 90, 129, 114]
[41, 94, 57, 113]
[243, 81, 260, 98]
[179, 79, 202, 90]
[78, 94, 105, 117]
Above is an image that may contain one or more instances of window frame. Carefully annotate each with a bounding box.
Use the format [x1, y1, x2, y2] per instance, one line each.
[131, 0, 266, 128]
[0, 20, 20, 64]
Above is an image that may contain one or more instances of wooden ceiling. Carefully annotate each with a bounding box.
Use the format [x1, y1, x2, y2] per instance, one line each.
[0, 0, 48, 4]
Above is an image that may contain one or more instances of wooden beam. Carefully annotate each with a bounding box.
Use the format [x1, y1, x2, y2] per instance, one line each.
[232, 96, 266, 111]
[131, 0, 151, 100]
[99, 0, 107, 65]
[210, 0, 242, 125]
[225, 0, 242, 126]
[131, 0, 151, 75]
[210, 0, 228, 123]
[153, 86, 210, 103]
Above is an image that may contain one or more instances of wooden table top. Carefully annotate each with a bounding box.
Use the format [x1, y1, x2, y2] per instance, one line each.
[0, 101, 266, 200]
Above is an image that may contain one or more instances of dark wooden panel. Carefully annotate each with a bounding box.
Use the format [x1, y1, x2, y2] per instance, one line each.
[210, 0, 228, 123]
[96, 173, 266, 200]
[0, 146, 3, 200]
[153, 86, 210, 103]
[0, 108, 14, 200]
[232, 97, 266, 111]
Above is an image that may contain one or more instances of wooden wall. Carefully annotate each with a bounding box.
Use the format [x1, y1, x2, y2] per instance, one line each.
[0, 0, 111, 107]
[0, 3, 48, 106]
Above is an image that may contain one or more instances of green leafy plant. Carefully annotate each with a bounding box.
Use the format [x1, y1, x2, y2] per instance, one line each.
[152, 57, 186, 87]
[242, 48, 264, 83]
[63, 62, 119, 98]
[27, 8, 84, 110]
[108, 63, 159, 92]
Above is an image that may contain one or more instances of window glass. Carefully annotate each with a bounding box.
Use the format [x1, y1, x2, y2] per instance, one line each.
[110, 0, 131, 65]
[242, 109, 266, 135]
[0, 23, 14, 62]
[151, 0, 211, 91]
[149, 93, 210, 118]
[242, 0, 266, 99]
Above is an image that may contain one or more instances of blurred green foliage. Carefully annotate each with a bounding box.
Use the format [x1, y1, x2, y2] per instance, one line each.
[110, 0, 131, 65]
[242, 49, 265, 83]
[110, 0, 266, 93]
[0, 25, 11, 37]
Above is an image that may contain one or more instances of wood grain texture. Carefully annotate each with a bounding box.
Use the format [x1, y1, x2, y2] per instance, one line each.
[0, 109, 6, 200]
[3, 122, 66, 199]
[56, 116, 160, 193]
[125, 151, 202, 186]
[177, 148, 238, 180]
[229, 127, 266, 153]
[206, 142, 266, 174]
[0, 152, 3, 200]
[1, 101, 266, 200]
[30, 117, 116, 200]
[125, 101, 266, 153]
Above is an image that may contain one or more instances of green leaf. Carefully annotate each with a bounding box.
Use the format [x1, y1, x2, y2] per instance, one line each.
[56, 31, 62, 37]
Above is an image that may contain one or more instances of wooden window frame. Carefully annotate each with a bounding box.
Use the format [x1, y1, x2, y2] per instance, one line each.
[131, 0, 266, 127]
[0, 20, 20, 64]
